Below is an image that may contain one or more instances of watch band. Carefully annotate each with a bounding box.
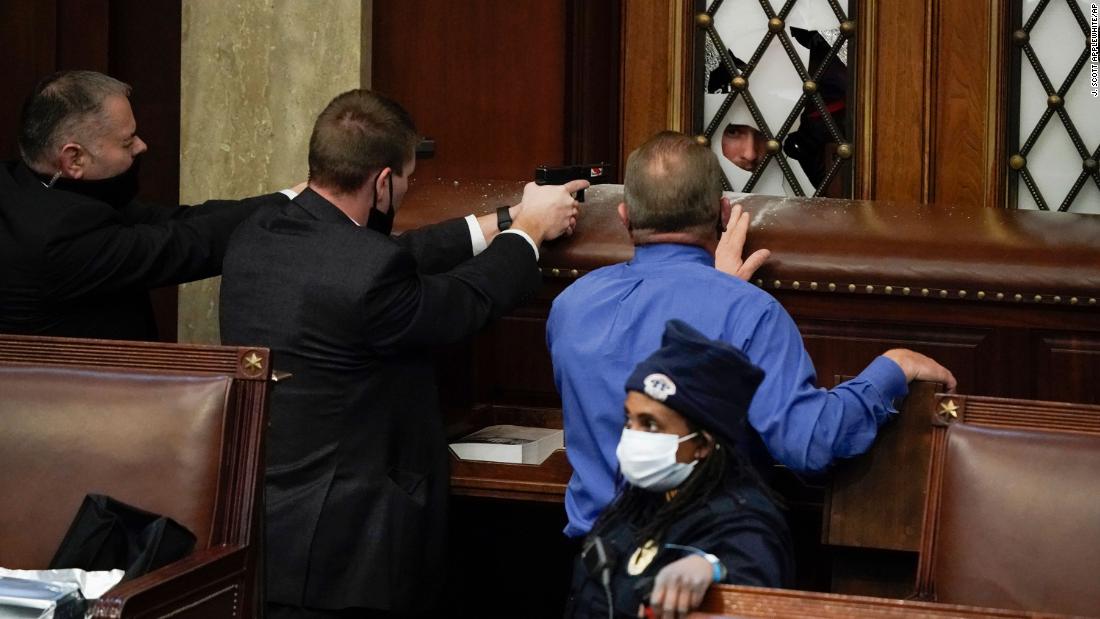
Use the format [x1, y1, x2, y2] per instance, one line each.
[663, 543, 726, 583]
[496, 205, 513, 231]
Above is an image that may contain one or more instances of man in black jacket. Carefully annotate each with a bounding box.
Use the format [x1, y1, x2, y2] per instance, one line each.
[219, 89, 584, 618]
[0, 70, 287, 340]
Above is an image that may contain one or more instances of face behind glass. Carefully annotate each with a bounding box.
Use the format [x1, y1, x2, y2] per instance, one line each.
[721, 124, 766, 172]
[623, 391, 702, 464]
[78, 95, 147, 180]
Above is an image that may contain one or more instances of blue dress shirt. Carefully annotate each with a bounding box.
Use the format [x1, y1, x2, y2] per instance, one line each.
[547, 243, 908, 538]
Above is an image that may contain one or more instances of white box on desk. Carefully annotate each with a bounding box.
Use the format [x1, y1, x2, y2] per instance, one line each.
[448, 425, 563, 465]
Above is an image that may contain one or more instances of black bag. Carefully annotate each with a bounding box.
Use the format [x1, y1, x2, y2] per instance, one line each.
[49, 494, 196, 581]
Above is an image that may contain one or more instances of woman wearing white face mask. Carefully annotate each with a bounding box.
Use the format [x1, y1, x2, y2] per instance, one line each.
[566, 320, 794, 619]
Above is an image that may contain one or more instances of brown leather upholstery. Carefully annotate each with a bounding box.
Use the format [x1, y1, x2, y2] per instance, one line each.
[917, 395, 1100, 617]
[0, 367, 230, 567]
[932, 424, 1100, 615]
[395, 180, 1100, 299]
[0, 335, 271, 619]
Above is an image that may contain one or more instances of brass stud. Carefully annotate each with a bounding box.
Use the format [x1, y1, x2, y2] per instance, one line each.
[1009, 154, 1026, 170]
[792, 281, 801, 289]
[766, 139, 781, 154]
[921, 288, 930, 297]
[839, 20, 856, 36]
[1090, 298, 1097, 305]
[848, 284, 857, 292]
[1034, 294, 1043, 303]
[803, 80, 818, 94]
[865, 285, 874, 294]
[958, 290, 967, 298]
[695, 12, 712, 27]
[694, 134, 709, 146]
[939, 290, 948, 298]
[731, 76, 748, 91]
[768, 17, 784, 33]
[1084, 158, 1098, 172]
[902, 287, 911, 295]
[828, 283, 837, 292]
[774, 280, 782, 289]
[810, 282, 819, 291]
[1014, 293, 1023, 302]
[996, 292, 1005, 301]
[1012, 29, 1029, 46]
[836, 143, 853, 159]
[1070, 297, 1078, 305]
[551, 268, 561, 277]
[885, 286, 894, 294]
[755, 279, 764, 287]
[1053, 295, 1061, 303]
[1047, 94, 1063, 108]
[977, 291, 985, 300]
[570, 269, 580, 278]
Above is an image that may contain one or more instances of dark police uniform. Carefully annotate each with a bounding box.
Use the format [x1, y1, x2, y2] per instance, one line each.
[566, 482, 794, 618]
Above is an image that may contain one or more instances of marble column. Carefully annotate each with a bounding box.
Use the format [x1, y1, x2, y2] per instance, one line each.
[178, 0, 370, 343]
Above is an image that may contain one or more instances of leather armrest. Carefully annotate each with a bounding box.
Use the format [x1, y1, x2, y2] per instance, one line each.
[92, 545, 247, 618]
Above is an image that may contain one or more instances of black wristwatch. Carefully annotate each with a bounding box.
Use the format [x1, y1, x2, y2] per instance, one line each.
[496, 205, 513, 231]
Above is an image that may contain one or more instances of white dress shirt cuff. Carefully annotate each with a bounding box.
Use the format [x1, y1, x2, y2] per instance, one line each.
[465, 214, 488, 256]
[499, 229, 539, 261]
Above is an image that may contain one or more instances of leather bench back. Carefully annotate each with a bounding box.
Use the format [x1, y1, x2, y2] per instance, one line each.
[0, 366, 232, 568]
[931, 422, 1100, 616]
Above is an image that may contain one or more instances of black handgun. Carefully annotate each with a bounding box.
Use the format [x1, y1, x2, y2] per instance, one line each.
[534, 163, 611, 202]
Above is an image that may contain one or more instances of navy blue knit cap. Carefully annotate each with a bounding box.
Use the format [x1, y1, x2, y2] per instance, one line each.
[624, 319, 765, 447]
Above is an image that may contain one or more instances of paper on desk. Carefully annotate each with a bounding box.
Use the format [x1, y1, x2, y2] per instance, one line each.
[0, 569, 124, 602]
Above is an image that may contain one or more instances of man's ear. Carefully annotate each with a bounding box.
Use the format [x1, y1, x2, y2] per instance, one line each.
[617, 202, 630, 230]
[58, 143, 86, 179]
[373, 167, 393, 211]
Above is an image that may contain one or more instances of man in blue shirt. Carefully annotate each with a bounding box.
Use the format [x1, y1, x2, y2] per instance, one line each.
[547, 131, 956, 538]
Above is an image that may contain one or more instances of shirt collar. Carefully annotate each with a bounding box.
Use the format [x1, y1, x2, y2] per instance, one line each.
[630, 243, 714, 267]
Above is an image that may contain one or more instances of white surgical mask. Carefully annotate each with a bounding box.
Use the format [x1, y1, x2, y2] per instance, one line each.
[616, 428, 698, 492]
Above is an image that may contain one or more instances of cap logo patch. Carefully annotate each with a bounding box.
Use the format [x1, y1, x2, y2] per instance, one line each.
[643, 373, 677, 402]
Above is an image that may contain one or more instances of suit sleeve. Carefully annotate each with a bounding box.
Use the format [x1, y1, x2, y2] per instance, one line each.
[393, 217, 473, 274]
[117, 193, 286, 224]
[363, 233, 539, 354]
[42, 194, 287, 299]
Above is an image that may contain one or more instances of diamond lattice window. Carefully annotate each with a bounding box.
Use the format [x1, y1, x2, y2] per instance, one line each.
[1010, 0, 1100, 213]
[698, 0, 854, 198]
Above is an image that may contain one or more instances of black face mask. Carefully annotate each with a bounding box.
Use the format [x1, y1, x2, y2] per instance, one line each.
[366, 175, 395, 235]
[42, 157, 142, 209]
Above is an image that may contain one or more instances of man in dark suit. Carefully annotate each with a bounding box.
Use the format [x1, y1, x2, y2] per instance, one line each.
[0, 70, 287, 340]
[219, 89, 585, 618]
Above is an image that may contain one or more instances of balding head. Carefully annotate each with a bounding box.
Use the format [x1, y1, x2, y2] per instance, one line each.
[622, 131, 723, 243]
[19, 70, 132, 170]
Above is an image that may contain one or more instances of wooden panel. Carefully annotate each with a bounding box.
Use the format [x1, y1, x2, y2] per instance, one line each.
[372, 0, 567, 181]
[566, 0, 622, 170]
[0, 0, 57, 161]
[930, 0, 1007, 208]
[474, 311, 559, 408]
[866, 0, 931, 201]
[55, 0, 109, 71]
[798, 320, 991, 397]
[1035, 334, 1100, 404]
[826, 382, 942, 552]
[621, 0, 669, 164]
[696, 583, 1072, 618]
